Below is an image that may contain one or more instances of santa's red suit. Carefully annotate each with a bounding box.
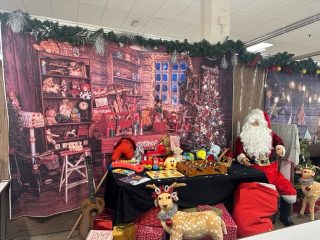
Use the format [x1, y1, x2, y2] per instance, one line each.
[235, 109, 296, 226]
[235, 109, 296, 204]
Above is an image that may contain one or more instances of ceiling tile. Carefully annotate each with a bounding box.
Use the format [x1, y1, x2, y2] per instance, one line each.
[23, 0, 52, 17]
[175, 1, 200, 24]
[79, 0, 107, 6]
[107, 0, 136, 12]
[243, 0, 284, 15]
[180, 24, 200, 42]
[157, 21, 190, 38]
[140, 17, 171, 35]
[131, 0, 165, 16]
[0, 0, 26, 12]
[154, 0, 193, 20]
[230, 31, 256, 42]
[119, 12, 151, 32]
[78, 3, 104, 25]
[52, 0, 78, 22]
[100, 8, 128, 29]
[230, 0, 256, 11]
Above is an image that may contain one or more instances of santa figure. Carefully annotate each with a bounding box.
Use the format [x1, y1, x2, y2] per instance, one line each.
[235, 109, 296, 226]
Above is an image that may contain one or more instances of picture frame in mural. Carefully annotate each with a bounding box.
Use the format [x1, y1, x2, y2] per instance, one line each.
[95, 97, 109, 108]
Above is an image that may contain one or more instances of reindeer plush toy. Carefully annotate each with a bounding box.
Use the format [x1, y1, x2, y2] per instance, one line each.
[296, 165, 320, 221]
[147, 182, 227, 240]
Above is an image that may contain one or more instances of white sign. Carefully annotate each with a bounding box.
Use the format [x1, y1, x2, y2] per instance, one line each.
[19, 111, 45, 128]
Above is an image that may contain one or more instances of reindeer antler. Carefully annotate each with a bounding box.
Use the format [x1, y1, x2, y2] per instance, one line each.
[169, 182, 187, 189]
[146, 184, 158, 190]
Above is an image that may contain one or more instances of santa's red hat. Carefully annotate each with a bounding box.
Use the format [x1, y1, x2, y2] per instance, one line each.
[263, 111, 271, 128]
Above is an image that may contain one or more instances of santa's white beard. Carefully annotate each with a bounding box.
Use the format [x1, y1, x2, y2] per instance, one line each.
[240, 125, 272, 159]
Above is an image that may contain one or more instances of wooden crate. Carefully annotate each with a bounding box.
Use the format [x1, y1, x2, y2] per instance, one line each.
[176, 160, 227, 177]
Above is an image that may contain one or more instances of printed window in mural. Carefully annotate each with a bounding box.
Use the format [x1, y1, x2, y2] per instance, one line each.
[155, 61, 187, 105]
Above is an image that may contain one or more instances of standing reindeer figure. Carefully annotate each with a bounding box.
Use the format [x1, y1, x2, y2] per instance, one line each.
[146, 182, 227, 240]
[296, 165, 320, 221]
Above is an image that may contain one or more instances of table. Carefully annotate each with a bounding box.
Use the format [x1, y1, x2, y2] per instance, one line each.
[104, 163, 267, 225]
[241, 220, 320, 240]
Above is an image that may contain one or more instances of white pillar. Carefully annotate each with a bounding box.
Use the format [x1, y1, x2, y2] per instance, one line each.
[200, 0, 230, 43]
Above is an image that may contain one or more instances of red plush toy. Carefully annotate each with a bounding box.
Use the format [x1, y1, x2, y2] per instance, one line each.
[111, 138, 136, 161]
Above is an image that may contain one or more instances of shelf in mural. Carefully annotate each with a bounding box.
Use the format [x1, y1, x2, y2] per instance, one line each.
[113, 76, 139, 82]
[49, 122, 91, 126]
[42, 74, 90, 80]
[113, 57, 140, 67]
[55, 137, 88, 144]
[43, 96, 84, 100]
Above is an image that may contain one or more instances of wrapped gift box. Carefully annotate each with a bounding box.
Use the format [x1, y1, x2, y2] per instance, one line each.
[93, 209, 114, 230]
[203, 203, 237, 240]
[135, 207, 166, 240]
[197, 205, 223, 217]
[113, 223, 136, 240]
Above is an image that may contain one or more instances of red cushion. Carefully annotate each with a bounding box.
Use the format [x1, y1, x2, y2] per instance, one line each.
[232, 182, 279, 238]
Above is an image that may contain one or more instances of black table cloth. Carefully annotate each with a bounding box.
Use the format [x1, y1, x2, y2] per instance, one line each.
[104, 163, 267, 225]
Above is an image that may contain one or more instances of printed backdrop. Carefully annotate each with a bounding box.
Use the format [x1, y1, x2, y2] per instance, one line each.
[264, 71, 320, 140]
[2, 23, 232, 218]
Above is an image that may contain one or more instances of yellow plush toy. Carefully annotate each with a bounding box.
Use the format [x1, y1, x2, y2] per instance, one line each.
[196, 149, 206, 160]
[164, 157, 177, 170]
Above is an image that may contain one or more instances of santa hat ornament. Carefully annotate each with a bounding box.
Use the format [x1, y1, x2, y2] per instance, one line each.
[263, 111, 271, 128]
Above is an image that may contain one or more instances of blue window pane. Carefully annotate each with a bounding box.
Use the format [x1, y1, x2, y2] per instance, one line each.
[172, 95, 178, 105]
[162, 74, 168, 82]
[173, 63, 179, 70]
[162, 94, 168, 103]
[156, 73, 161, 81]
[180, 62, 187, 70]
[180, 73, 186, 82]
[155, 62, 161, 70]
[162, 84, 168, 92]
[155, 84, 161, 92]
[172, 73, 178, 82]
[163, 62, 169, 71]
[172, 84, 178, 93]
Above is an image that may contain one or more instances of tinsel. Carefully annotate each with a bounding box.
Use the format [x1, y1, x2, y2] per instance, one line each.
[94, 32, 106, 55]
[0, 10, 320, 75]
[6, 10, 28, 33]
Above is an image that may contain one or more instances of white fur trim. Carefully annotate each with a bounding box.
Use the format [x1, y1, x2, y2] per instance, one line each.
[237, 153, 246, 164]
[281, 195, 296, 204]
[276, 145, 286, 157]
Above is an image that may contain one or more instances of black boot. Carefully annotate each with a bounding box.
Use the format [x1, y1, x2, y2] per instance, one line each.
[279, 198, 295, 226]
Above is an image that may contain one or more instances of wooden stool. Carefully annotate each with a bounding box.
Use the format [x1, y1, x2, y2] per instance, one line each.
[59, 147, 91, 203]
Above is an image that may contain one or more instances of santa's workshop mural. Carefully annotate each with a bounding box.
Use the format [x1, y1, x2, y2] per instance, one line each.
[1, 23, 232, 218]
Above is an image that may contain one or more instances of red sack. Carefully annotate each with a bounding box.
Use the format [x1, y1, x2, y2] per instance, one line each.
[232, 182, 279, 238]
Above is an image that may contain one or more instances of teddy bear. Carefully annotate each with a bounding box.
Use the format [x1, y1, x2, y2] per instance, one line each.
[46, 128, 60, 145]
[69, 80, 80, 98]
[45, 107, 57, 125]
[42, 77, 60, 94]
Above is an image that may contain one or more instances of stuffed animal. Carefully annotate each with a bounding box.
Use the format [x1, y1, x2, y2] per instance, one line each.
[147, 182, 227, 240]
[60, 79, 68, 97]
[69, 80, 81, 97]
[131, 145, 144, 163]
[207, 144, 221, 161]
[196, 149, 206, 160]
[296, 165, 320, 221]
[46, 129, 59, 144]
[111, 138, 136, 161]
[172, 147, 184, 162]
[45, 107, 57, 125]
[80, 83, 92, 100]
[68, 62, 82, 77]
[183, 152, 195, 161]
[42, 77, 60, 94]
[164, 157, 177, 170]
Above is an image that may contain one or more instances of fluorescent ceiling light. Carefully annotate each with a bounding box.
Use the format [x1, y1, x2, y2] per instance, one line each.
[247, 42, 273, 53]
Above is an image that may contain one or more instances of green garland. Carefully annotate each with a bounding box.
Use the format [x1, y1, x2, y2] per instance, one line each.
[1, 10, 319, 75]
